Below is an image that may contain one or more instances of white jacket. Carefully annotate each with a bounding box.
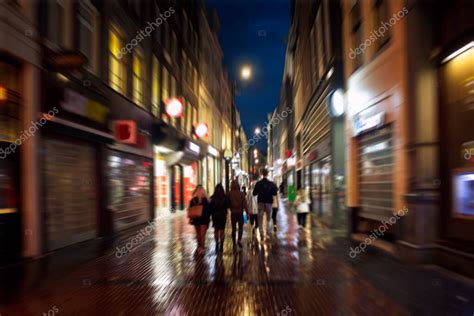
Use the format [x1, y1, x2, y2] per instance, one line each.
[296, 189, 310, 213]
[247, 192, 259, 215]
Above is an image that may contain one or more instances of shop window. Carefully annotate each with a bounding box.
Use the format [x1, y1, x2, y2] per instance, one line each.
[109, 27, 127, 94]
[132, 49, 145, 107]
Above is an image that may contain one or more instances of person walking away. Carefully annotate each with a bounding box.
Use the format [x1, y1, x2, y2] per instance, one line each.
[296, 187, 310, 230]
[210, 183, 229, 253]
[247, 182, 260, 241]
[252, 169, 277, 242]
[227, 180, 248, 251]
[272, 189, 279, 232]
[279, 182, 285, 198]
[189, 185, 212, 254]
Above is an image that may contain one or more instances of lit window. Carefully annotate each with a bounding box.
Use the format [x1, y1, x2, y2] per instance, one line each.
[109, 27, 126, 94]
[161, 67, 170, 123]
[133, 49, 145, 107]
[152, 56, 160, 116]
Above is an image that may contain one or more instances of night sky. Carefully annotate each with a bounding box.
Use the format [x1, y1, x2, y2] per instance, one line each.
[207, 0, 290, 152]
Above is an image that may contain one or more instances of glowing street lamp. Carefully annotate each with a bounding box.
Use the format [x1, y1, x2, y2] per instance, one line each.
[254, 127, 261, 135]
[241, 66, 252, 80]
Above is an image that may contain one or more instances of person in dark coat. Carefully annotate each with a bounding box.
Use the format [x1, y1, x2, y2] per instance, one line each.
[189, 185, 212, 254]
[227, 180, 249, 250]
[210, 183, 229, 253]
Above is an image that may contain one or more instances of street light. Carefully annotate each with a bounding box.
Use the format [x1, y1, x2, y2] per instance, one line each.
[254, 127, 261, 135]
[241, 66, 252, 80]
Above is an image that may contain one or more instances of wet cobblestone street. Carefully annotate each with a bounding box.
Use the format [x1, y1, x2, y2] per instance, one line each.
[1, 203, 473, 316]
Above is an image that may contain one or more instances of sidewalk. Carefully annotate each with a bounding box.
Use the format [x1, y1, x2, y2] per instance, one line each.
[0, 205, 473, 315]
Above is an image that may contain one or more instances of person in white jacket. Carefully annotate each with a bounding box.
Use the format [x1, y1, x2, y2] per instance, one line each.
[296, 188, 310, 229]
[247, 182, 260, 240]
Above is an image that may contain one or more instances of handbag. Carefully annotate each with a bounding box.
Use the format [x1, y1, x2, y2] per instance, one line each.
[187, 204, 203, 218]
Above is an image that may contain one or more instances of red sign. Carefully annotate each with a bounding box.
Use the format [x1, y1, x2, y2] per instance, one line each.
[285, 150, 292, 158]
[114, 120, 137, 144]
[194, 123, 208, 138]
[165, 97, 184, 118]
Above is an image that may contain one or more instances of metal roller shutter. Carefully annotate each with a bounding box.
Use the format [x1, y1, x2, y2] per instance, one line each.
[106, 150, 151, 231]
[358, 125, 394, 221]
[44, 139, 98, 250]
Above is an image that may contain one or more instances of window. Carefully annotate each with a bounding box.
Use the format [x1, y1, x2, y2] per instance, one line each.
[161, 67, 170, 123]
[351, 0, 363, 70]
[323, 0, 332, 60]
[373, 0, 390, 52]
[78, 1, 97, 72]
[132, 49, 145, 107]
[152, 56, 160, 117]
[170, 75, 177, 128]
[48, 0, 65, 46]
[316, 9, 325, 78]
[163, 23, 171, 62]
[185, 101, 194, 136]
[171, 31, 178, 61]
[310, 26, 319, 89]
[194, 67, 199, 92]
[109, 27, 127, 94]
[155, 5, 162, 43]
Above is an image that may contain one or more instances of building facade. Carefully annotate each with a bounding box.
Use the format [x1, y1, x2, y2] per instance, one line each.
[0, 0, 235, 260]
[270, 0, 346, 226]
[342, 0, 474, 276]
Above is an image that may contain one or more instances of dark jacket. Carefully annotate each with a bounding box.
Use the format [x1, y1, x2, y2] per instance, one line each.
[210, 194, 229, 229]
[253, 177, 277, 204]
[189, 197, 211, 226]
[227, 180, 248, 213]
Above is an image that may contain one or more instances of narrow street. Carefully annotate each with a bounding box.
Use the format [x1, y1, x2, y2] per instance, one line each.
[1, 202, 473, 315]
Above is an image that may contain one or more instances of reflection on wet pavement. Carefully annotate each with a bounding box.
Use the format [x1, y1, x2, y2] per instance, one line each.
[0, 201, 473, 315]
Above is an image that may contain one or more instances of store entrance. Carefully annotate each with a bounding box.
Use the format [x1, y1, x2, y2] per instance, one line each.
[310, 156, 333, 219]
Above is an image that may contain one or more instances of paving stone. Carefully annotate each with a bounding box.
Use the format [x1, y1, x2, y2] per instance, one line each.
[0, 204, 473, 315]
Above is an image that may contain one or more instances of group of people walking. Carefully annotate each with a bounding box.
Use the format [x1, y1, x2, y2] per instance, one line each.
[188, 169, 311, 254]
[188, 169, 277, 253]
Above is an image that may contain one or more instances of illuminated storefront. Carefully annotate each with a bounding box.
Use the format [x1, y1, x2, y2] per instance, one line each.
[439, 40, 474, 242]
[154, 151, 170, 215]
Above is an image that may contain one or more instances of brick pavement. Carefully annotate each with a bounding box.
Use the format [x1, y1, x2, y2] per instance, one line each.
[0, 202, 473, 316]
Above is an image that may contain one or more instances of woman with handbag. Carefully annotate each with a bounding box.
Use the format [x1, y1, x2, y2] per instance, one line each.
[188, 185, 212, 254]
[296, 188, 310, 230]
[210, 183, 229, 253]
